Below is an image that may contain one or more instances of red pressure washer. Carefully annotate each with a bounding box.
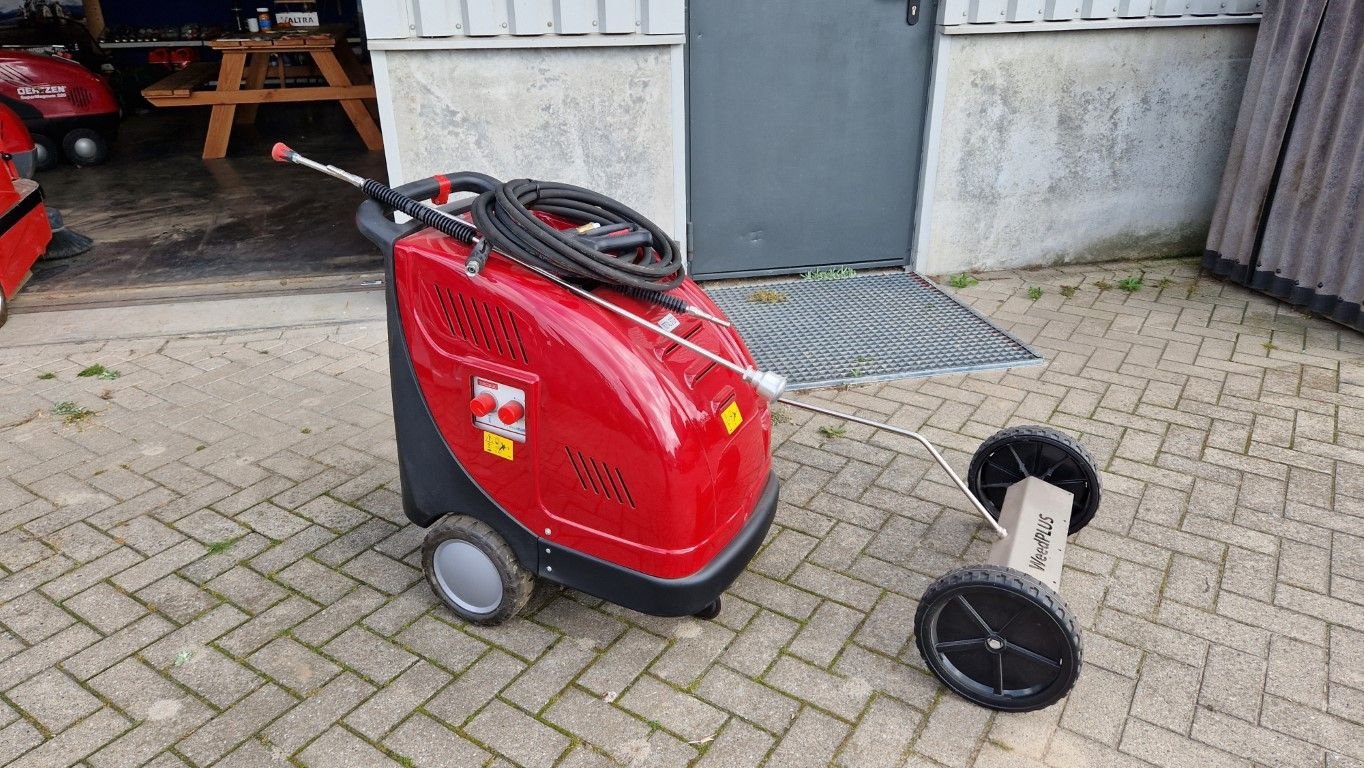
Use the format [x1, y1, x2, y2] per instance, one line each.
[275, 145, 1104, 711]
[1, 103, 51, 327]
[0, 49, 120, 169]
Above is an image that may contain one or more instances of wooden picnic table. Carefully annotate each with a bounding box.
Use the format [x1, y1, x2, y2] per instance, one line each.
[141, 25, 382, 160]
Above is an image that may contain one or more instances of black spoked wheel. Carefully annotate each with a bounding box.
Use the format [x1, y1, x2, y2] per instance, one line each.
[968, 425, 1101, 534]
[915, 565, 1081, 712]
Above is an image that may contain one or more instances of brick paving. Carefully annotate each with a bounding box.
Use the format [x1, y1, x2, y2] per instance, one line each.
[1, 257, 1362, 767]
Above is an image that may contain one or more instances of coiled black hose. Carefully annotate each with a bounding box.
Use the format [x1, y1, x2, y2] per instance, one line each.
[471, 179, 685, 292]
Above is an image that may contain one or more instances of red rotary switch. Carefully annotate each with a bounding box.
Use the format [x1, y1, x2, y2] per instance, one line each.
[497, 400, 525, 425]
[469, 393, 497, 417]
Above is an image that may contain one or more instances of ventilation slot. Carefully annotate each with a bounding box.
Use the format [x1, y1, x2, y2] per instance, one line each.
[660, 321, 702, 360]
[565, 447, 636, 508]
[687, 360, 718, 386]
[431, 284, 529, 364]
[69, 87, 91, 109]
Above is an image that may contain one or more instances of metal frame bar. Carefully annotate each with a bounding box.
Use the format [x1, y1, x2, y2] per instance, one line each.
[779, 396, 1008, 538]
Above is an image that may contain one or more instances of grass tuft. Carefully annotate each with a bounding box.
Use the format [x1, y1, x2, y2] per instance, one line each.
[1026, 286, 1043, 301]
[802, 267, 857, 282]
[947, 273, 979, 289]
[747, 289, 789, 304]
[1118, 274, 1144, 293]
[1059, 285, 1079, 298]
[206, 540, 235, 555]
[36, 372, 56, 380]
[52, 402, 97, 426]
[818, 425, 847, 439]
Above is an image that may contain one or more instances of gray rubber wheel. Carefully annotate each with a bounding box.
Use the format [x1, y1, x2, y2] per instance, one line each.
[916, 564, 1081, 712]
[32, 134, 58, 171]
[62, 129, 108, 167]
[422, 515, 534, 626]
[968, 425, 1102, 535]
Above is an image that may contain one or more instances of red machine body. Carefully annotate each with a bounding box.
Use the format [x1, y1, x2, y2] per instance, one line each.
[0, 104, 50, 319]
[0, 49, 118, 166]
[394, 224, 774, 580]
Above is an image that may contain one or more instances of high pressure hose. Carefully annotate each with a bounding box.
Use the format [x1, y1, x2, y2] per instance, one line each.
[275, 144, 682, 292]
[472, 179, 686, 292]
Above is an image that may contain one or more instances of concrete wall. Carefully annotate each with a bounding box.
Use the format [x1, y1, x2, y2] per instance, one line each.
[375, 44, 683, 238]
[915, 25, 1258, 275]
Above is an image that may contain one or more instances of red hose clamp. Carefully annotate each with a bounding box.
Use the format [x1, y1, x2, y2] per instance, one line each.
[432, 174, 452, 206]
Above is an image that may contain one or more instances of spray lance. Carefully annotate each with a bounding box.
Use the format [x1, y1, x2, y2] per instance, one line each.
[271, 143, 787, 402]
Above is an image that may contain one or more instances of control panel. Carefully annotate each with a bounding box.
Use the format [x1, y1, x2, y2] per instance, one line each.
[470, 377, 527, 443]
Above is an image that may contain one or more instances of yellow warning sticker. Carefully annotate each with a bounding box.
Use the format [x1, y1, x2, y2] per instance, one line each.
[721, 401, 743, 435]
[483, 431, 514, 461]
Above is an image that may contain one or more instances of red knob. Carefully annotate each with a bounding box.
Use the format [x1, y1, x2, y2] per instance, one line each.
[469, 393, 497, 417]
[497, 400, 525, 425]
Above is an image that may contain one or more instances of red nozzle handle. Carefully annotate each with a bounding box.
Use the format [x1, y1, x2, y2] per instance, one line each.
[271, 142, 295, 163]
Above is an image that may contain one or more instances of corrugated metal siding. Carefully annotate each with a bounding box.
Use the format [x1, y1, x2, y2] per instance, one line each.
[362, 0, 683, 39]
[1205, 0, 1364, 332]
[941, 0, 1261, 27]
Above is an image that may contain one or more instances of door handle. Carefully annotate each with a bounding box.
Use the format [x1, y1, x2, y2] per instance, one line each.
[907, 0, 920, 24]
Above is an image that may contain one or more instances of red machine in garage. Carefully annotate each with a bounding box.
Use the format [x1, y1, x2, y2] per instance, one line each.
[0, 49, 119, 169]
[0, 104, 50, 327]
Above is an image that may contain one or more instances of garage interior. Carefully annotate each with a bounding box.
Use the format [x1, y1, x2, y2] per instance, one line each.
[3, 0, 383, 310]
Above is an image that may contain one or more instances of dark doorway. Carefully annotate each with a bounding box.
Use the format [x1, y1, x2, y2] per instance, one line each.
[26, 101, 384, 307]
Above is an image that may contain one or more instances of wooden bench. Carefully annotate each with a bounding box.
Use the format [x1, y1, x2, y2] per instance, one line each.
[142, 62, 219, 101]
[138, 28, 382, 159]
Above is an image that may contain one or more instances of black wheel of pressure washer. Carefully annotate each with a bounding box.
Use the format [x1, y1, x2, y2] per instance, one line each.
[916, 565, 1081, 712]
[422, 515, 534, 626]
[693, 598, 722, 620]
[968, 425, 1101, 534]
[0, 289, 8, 329]
[62, 129, 108, 167]
[32, 134, 58, 171]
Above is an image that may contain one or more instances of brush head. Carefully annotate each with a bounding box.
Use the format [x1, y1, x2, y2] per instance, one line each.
[271, 142, 296, 164]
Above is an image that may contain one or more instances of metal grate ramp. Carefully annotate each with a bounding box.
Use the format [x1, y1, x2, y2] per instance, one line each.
[704, 273, 1042, 390]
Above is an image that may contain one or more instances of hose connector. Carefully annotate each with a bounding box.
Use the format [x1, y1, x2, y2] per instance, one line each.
[466, 239, 492, 276]
[745, 370, 787, 402]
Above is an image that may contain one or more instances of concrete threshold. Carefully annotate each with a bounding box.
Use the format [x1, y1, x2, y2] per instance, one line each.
[13, 272, 386, 313]
[0, 288, 386, 347]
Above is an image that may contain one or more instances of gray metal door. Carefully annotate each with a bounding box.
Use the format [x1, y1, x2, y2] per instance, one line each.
[687, 0, 938, 278]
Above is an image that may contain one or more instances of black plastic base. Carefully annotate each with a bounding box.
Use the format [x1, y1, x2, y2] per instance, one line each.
[538, 474, 777, 617]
